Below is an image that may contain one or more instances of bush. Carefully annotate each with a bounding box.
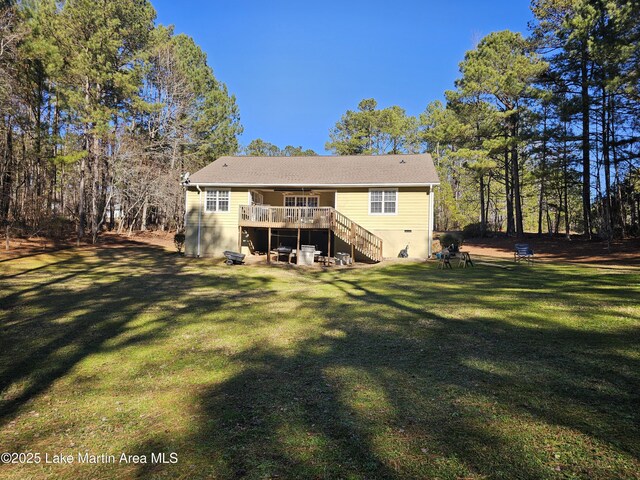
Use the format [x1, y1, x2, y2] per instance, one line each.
[439, 232, 463, 251]
[462, 222, 485, 239]
[41, 216, 75, 240]
[174, 231, 186, 253]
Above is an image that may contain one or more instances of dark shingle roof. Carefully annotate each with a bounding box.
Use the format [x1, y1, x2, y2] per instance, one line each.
[189, 153, 439, 186]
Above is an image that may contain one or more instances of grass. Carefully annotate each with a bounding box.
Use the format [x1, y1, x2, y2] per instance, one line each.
[0, 244, 639, 479]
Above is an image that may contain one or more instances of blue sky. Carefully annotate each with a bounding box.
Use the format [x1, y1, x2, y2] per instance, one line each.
[152, 1, 534, 154]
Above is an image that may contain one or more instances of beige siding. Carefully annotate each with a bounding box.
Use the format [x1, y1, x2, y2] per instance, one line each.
[319, 191, 335, 207]
[376, 230, 430, 258]
[336, 187, 430, 258]
[260, 191, 281, 206]
[185, 187, 247, 229]
[184, 187, 247, 257]
[335, 187, 429, 230]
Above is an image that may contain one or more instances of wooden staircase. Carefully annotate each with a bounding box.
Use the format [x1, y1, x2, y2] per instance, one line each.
[331, 209, 383, 262]
[239, 205, 383, 262]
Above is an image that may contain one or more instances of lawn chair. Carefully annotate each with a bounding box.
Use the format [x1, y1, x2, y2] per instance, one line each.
[514, 244, 534, 264]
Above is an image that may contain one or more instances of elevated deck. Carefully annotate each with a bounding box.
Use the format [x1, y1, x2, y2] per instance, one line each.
[238, 205, 383, 262]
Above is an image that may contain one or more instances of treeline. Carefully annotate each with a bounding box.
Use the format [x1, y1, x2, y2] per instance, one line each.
[243, 139, 316, 157]
[0, 0, 241, 242]
[2, 0, 639, 243]
[325, 1, 640, 238]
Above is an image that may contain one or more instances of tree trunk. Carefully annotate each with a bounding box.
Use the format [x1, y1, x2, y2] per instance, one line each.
[479, 174, 486, 236]
[79, 76, 91, 246]
[141, 194, 148, 231]
[109, 197, 115, 231]
[563, 163, 570, 240]
[609, 95, 626, 236]
[504, 138, 514, 235]
[52, 101, 60, 213]
[563, 120, 571, 240]
[485, 176, 491, 232]
[90, 81, 102, 245]
[511, 113, 524, 237]
[78, 155, 86, 245]
[580, 46, 592, 238]
[1, 125, 12, 222]
[537, 185, 544, 235]
[538, 104, 548, 236]
[601, 87, 612, 239]
[91, 134, 99, 244]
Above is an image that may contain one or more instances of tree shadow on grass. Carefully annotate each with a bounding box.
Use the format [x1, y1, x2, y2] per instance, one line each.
[143, 262, 640, 479]
[3, 251, 639, 478]
[0, 245, 275, 427]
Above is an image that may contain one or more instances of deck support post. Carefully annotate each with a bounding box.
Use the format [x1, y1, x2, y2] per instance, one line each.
[327, 227, 331, 266]
[428, 185, 435, 258]
[296, 227, 301, 265]
[238, 226, 242, 253]
[350, 223, 355, 263]
[267, 227, 271, 264]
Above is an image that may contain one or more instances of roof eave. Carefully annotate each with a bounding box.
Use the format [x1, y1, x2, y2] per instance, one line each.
[186, 182, 440, 188]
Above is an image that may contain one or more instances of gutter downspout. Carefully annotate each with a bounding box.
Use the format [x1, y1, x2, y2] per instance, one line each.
[183, 189, 188, 231]
[196, 185, 203, 257]
[428, 185, 435, 258]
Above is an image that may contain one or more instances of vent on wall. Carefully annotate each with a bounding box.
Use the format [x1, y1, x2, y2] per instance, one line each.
[404, 229, 412, 233]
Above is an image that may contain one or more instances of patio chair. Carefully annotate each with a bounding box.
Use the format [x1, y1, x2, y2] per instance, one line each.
[514, 243, 534, 264]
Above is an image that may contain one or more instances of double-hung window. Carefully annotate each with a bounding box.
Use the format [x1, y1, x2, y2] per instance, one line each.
[205, 189, 230, 213]
[369, 189, 397, 215]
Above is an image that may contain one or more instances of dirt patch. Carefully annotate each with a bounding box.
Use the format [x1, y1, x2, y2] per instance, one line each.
[0, 230, 176, 262]
[0, 236, 77, 261]
[3, 230, 639, 267]
[457, 233, 640, 266]
[101, 230, 176, 250]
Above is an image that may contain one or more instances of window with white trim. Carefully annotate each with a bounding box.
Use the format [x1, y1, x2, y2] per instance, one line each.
[284, 195, 319, 207]
[369, 189, 397, 214]
[205, 189, 230, 212]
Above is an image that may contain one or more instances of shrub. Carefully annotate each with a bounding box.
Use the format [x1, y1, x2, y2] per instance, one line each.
[462, 222, 485, 239]
[41, 216, 75, 240]
[439, 232, 463, 250]
[174, 231, 186, 253]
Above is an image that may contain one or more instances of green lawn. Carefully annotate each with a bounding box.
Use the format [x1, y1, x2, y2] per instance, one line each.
[1, 245, 639, 479]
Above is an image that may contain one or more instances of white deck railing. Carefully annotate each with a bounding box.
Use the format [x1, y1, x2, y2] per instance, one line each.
[238, 205, 383, 262]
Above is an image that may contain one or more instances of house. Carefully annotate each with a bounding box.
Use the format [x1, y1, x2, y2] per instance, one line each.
[183, 153, 439, 262]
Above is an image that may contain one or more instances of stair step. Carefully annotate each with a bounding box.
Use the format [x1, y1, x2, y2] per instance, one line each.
[331, 210, 382, 262]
